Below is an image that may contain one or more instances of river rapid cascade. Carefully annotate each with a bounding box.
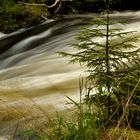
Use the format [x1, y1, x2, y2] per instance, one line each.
[0, 11, 140, 138]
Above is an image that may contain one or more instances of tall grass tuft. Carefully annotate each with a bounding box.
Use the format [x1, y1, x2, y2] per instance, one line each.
[15, 77, 140, 140]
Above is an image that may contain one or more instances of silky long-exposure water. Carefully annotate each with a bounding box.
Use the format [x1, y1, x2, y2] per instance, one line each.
[0, 12, 140, 138]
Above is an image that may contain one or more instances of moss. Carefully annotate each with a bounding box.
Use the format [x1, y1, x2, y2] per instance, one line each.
[0, 1, 47, 33]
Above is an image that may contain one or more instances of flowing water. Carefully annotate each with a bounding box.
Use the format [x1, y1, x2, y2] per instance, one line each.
[0, 12, 140, 138]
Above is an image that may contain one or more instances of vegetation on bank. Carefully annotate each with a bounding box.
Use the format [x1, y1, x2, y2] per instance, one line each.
[1, 0, 140, 33]
[0, 0, 49, 33]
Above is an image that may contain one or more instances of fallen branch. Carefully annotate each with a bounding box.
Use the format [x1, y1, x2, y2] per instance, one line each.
[21, 0, 61, 9]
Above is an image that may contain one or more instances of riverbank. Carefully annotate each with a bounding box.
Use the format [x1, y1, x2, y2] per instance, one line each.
[0, 1, 50, 33]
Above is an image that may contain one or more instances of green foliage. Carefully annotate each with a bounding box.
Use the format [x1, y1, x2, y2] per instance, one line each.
[16, 78, 140, 140]
[17, 128, 48, 140]
[61, 19, 140, 92]
[60, 0, 140, 128]
[0, 0, 47, 33]
[17, 130, 38, 140]
[29, 81, 105, 140]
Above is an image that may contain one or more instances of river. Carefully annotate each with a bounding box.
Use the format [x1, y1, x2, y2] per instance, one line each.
[0, 11, 140, 138]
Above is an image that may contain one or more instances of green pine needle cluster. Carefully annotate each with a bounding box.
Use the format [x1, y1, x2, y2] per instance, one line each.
[60, 1, 140, 129]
